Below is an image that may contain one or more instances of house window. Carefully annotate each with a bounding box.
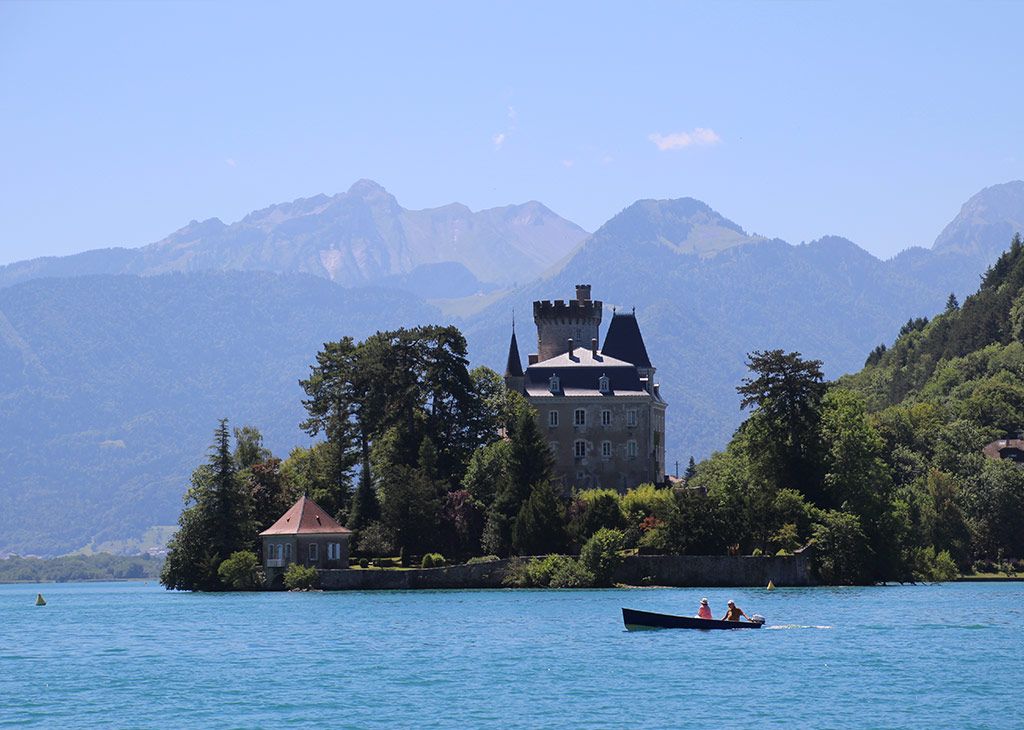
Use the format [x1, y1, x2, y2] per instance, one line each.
[601, 409, 611, 426]
[574, 440, 586, 458]
[601, 441, 612, 459]
[574, 408, 586, 426]
[549, 374, 560, 393]
[284, 543, 291, 561]
[327, 542, 341, 560]
[549, 441, 559, 455]
[308, 543, 319, 562]
[627, 440, 637, 459]
[276, 544, 284, 560]
[627, 409, 638, 427]
[598, 374, 610, 393]
[548, 410, 558, 427]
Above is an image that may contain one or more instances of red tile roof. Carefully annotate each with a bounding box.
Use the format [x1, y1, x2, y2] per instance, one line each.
[259, 495, 352, 536]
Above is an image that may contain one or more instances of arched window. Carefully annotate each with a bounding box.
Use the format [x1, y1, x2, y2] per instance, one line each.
[284, 543, 291, 561]
[598, 374, 609, 394]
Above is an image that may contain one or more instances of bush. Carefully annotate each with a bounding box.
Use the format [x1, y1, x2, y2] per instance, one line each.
[217, 551, 262, 590]
[283, 563, 320, 590]
[569, 489, 625, 543]
[466, 555, 500, 565]
[357, 522, 396, 558]
[579, 528, 626, 586]
[620, 484, 674, 527]
[358, 558, 369, 569]
[502, 555, 594, 588]
[374, 557, 395, 568]
[421, 552, 445, 568]
[910, 547, 959, 582]
[638, 526, 669, 553]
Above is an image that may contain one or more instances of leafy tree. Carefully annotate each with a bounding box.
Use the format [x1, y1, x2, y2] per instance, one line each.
[462, 440, 511, 507]
[811, 510, 872, 585]
[568, 489, 625, 545]
[439, 489, 485, 558]
[512, 482, 567, 555]
[283, 563, 319, 590]
[217, 551, 262, 590]
[280, 443, 349, 521]
[579, 528, 626, 586]
[355, 521, 395, 558]
[245, 457, 289, 538]
[233, 425, 271, 470]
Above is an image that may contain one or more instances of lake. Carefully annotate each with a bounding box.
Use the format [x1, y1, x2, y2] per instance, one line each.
[1, 581, 1020, 728]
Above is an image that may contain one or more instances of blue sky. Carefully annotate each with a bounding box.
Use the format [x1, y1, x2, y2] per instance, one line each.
[1, 1, 1022, 265]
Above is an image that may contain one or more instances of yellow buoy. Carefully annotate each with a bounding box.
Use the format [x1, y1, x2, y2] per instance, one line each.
[766, 580, 776, 591]
[35, 593, 46, 606]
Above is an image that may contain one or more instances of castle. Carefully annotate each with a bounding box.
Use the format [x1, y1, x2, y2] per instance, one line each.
[504, 284, 667, 491]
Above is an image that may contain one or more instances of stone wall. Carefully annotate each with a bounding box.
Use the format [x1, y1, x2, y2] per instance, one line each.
[611, 553, 815, 587]
[312, 552, 814, 591]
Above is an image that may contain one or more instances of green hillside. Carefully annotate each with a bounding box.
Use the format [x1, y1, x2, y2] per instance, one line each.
[688, 235, 1024, 582]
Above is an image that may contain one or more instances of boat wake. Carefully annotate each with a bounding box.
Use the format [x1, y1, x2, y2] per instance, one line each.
[766, 624, 833, 630]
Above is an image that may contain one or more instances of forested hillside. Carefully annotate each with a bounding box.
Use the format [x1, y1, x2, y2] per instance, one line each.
[685, 235, 1024, 582]
[0, 272, 438, 555]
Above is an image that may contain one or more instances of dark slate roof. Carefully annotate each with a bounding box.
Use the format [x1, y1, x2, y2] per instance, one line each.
[601, 312, 652, 368]
[505, 329, 524, 377]
[524, 348, 647, 397]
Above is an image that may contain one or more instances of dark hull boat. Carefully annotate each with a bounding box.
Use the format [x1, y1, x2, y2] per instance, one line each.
[622, 608, 764, 631]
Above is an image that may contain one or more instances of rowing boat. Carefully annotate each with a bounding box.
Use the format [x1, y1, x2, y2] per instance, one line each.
[622, 607, 764, 631]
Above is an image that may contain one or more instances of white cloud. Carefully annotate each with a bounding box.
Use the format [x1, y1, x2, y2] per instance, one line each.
[492, 132, 506, 150]
[648, 127, 721, 151]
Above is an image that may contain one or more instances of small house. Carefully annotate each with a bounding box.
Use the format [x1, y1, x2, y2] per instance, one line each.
[260, 495, 352, 585]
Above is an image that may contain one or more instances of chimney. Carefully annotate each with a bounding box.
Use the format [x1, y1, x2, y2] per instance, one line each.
[575, 284, 591, 301]
[653, 383, 660, 397]
[591, 338, 598, 358]
[568, 338, 575, 359]
[528, 354, 539, 365]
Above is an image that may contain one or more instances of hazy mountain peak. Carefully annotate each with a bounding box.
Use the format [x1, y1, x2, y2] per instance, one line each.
[590, 196, 753, 256]
[932, 180, 1024, 257]
[347, 178, 390, 197]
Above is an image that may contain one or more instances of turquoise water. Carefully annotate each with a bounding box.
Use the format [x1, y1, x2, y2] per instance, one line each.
[1, 582, 1021, 728]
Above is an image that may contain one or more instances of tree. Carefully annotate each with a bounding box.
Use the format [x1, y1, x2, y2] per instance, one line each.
[683, 456, 697, 481]
[376, 433, 445, 564]
[737, 350, 827, 503]
[811, 510, 872, 585]
[217, 551, 261, 590]
[161, 420, 254, 591]
[233, 425, 271, 470]
[946, 292, 960, 312]
[462, 440, 511, 508]
[579, 528, 626, 586]
[347, 464, 380, 531]
[245, 457, 288, 535]
[512, 482, 567, 555]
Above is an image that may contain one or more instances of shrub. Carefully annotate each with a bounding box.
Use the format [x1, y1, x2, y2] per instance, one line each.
[374, 557, 395, 568]
[547, 557, 594, 588]
[421, 552, 445, 568]
[466, 555, 500, 565]
[569, 489, 625, 543]
[752, 548, 763, 557]
[217, 551, 262, 590]
[357, 522, 396, 558]
[358, 558, 369, 569]
[910, 547, 959, 582]
[620, 484, 674, 527]
[579, 528, 626, 586]
[283, 563, 319, 590]
[638, 526, 669, 553]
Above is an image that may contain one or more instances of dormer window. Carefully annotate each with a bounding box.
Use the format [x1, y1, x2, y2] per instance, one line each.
[549, 374, 560, 394]
[598, 374, 609, 393]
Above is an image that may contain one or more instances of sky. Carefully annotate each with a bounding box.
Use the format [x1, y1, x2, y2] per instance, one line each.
[1, 1, 1022, 266]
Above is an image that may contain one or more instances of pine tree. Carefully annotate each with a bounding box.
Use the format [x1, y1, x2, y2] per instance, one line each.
[946, 292, 960, 312]
[512, 482, 567, 555]
[347, 463, 380, 530]
[684, 456, 697, 481]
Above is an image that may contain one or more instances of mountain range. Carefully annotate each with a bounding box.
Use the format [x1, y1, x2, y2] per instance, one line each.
[2, 180, 1023, 555]
[0, 179, 588, 292]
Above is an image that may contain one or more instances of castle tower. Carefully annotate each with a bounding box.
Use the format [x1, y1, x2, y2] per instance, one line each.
[532, 284, 603, 362]
[504, 323, 524, 393]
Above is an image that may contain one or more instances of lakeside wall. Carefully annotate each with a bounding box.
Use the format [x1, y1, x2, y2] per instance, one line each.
[315, 552, 815, 590]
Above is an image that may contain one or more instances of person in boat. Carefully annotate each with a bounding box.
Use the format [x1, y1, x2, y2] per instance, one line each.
[722, 599, 751, 622]
[696, 597, 713, 619]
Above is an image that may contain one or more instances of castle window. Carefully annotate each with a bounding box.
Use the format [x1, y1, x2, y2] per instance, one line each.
[549, 373, 560, 393]
[601, 441, 612, 459]
[601, 410, 611, 426]
[598, 374, 610, 393]
[548, 410, 558, 427]
[574, 408, 586, 426]
[627, 440, 637, 459]
[308, 543, 319, 562]
[627, 409, 638, 427]
[574, 440, 586, 458]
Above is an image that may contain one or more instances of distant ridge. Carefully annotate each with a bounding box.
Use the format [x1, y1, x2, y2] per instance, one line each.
[0, 180, 588, 290]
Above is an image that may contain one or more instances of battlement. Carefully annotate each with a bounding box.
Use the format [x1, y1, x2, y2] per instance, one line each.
[533, 298, 603, 322]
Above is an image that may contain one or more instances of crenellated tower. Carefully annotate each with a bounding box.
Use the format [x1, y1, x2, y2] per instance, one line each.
[532, 284, 603, 362]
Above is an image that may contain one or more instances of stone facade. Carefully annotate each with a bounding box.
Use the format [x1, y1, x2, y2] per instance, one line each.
[505, 284, 667, 491]
[259, 495, 352, 588]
